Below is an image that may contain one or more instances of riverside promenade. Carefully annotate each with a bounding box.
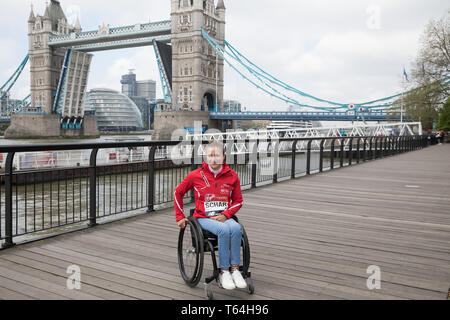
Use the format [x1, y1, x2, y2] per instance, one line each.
[0, 144, 449, 300]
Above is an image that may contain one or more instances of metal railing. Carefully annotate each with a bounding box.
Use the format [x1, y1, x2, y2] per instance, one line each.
[0, 135, 437, 249]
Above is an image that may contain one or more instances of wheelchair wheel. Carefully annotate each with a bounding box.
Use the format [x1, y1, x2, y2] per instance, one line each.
[178, 219, 204, 287]
[240, 225, 251, 277]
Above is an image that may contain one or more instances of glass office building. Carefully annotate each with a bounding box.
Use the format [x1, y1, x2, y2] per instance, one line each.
[84, 88, 144, 132]
[223, 100, 242, 112]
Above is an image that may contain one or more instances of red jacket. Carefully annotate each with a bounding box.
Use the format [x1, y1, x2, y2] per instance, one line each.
[174, 162, 243, 222]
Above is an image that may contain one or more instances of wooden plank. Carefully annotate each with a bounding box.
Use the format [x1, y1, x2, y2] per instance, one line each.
[0, 145, 448, 300]
[0, 276, 66, 300]
[21, 244, 249, 300]
[0, 265, 99, 300]
[0, 254, 136, 300]
[0, 286, 34, 300]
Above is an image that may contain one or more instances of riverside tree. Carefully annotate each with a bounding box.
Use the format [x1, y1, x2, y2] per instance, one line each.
[402, 12, 449, 130]
[437, 97, 450, 131]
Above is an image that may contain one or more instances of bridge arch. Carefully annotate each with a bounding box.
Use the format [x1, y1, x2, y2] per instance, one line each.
[202, 91, 216, 112]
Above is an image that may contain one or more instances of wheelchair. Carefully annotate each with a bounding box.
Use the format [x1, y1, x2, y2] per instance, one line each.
[177, 209, 254, 300]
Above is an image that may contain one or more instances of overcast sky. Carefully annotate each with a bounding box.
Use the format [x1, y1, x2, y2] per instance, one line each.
[0, 0, 448, 111]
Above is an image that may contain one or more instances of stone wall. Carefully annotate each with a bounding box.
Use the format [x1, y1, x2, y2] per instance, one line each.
[153, 111, 221, 140]
[4, 114, 99, 139]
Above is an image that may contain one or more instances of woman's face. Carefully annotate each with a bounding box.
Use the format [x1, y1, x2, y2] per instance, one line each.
[206, 146, 224, 170]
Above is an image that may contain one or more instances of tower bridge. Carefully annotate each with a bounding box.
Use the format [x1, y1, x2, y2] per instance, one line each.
[1, 0, 442, 139]
[3, 0, 227, 139]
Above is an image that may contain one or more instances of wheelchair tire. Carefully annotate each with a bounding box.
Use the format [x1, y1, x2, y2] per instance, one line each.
[205, 284, 214, 300]
[178, 219, 204, 287]
[240, 225, 251, 277]
[247, 277, 255, 294]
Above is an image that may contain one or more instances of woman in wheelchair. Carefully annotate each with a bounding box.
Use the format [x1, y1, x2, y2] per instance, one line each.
[174, 141, 247, 290]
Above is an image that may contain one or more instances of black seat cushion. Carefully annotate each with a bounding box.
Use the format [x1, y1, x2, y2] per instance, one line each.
[203, 230, 218, 242]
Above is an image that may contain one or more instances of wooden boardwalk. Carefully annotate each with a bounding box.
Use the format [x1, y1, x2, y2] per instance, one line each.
[0, 144, 449, 300]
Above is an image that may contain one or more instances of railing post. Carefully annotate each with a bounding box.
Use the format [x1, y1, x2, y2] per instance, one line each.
[392, 136, 396, 155]
[319, 139, 325, 172]
[387, 136, 392, 156]
[369, 137, 373, 160]
[394, 136, 400, 154]
[378, 136, 384, 159]
[147, 146, 157, 213]
[251, 141, 258, 189]
[380, 137, 384, 157]
[356, 137, 361, 164]
[272, 140, 279, 183]
[392, 136, 396, 154]
[191, 142, 201, 202]
[291, 140, 298, 179]
[389, 136, 392, 154]
[330, 139, 336, 169]
[374, 137, 379, 159]
[363, 137, 368, 162]
[340, 138, 345, 167]
[348, 137, 354, 165]
[306, 140, 312, 175]
[2, 152, 15, 249]
[88, 148, 99, 227]
[380, 136, 384, 157]
[385, 136, 391, 156]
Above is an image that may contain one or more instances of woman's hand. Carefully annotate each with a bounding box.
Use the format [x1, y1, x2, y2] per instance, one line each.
[177, 218, 188, 229]
[211, 214, 227, 223]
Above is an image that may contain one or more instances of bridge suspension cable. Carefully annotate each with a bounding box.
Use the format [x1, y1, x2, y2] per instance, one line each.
[201, 30, 449, 112]
[0, 55, 29, 100]
[202, 30, 337, 112]
[1, 94, 31, 116]
[201, 30, 391, 111]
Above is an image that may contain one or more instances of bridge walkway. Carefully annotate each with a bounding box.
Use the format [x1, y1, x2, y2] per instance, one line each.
[0, 144, 449, 300]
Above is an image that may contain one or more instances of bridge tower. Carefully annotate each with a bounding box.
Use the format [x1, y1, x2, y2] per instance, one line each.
[5, 0, 98, 138]
[27, 0, 79, 114]
[171, 0, 225, 112]
[154, 0, 226, 140]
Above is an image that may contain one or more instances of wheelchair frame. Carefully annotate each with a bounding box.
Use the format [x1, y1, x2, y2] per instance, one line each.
[177, 209, 254, 300]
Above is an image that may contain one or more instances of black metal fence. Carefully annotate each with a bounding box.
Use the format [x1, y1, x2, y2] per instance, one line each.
[0, 135, 437, 248]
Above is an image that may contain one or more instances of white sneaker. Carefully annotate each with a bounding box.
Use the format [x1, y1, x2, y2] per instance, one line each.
[231, 269, 247, 289]
[219, 271, 236, 290]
